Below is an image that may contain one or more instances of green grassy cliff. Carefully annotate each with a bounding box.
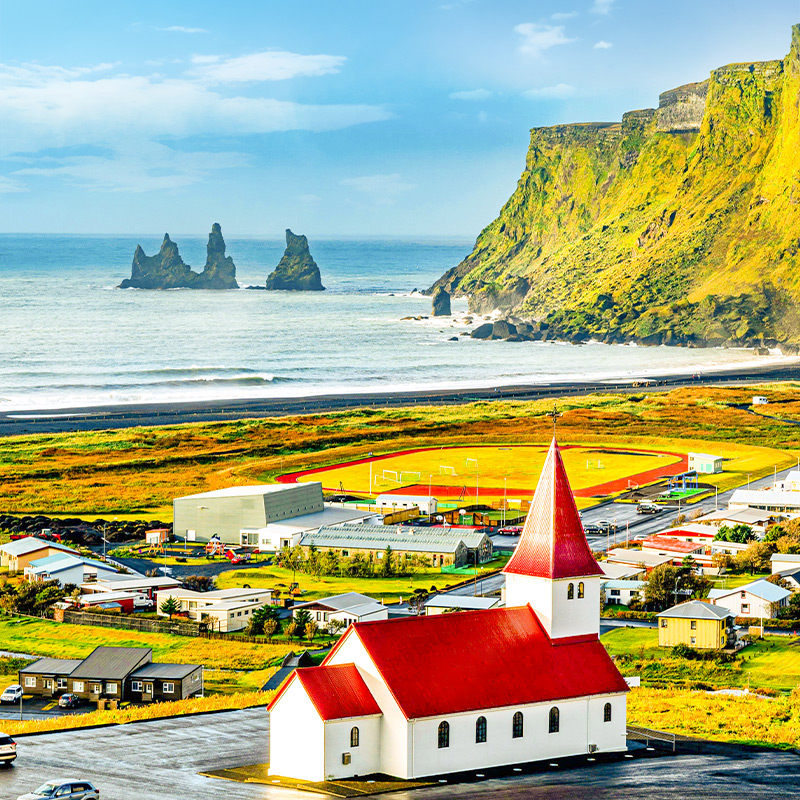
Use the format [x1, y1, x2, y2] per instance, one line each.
[432, 25, 800, 349]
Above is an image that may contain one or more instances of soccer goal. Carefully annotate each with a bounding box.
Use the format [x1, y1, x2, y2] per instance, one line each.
[400, 471, 421, 483]
[439, 465, 457, 476]
[381, 469, 401, 483]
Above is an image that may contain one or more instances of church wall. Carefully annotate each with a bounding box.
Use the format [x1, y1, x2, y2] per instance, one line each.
[323, 716, 382, 780]
[587, 694, 627, 753]
[326, 631, 413, 778]
[268, 677, 326, 781]
[408, 693, 624, 779]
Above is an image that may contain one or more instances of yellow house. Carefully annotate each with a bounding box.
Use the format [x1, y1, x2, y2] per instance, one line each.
[0, 537, 78, 572]
[657, 600, 735, 650]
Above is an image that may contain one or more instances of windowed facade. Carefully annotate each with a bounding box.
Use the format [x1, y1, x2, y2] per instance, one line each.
[131, 681, 143, 692]
[604, 702, 612, 722]
[24, 676, 36, 687]
[476, 716, 487, 743]
[690, 620, 697, 630]
[438, 721, 450, 748]
[163, 682, 175, 694]
[512, 711, 524, 738]
[567, 583, 574, 600]
[548, 707, 560, 734]
[577, 582, 585, 599]
[350, 726, 359, 748]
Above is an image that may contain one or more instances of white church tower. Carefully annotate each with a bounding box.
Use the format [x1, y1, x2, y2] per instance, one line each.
[503, 438, 604, 640]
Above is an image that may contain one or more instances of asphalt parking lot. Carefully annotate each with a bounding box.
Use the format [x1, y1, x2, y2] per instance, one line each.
[0, 696, 94, 722]
[0, 708, 797, 800]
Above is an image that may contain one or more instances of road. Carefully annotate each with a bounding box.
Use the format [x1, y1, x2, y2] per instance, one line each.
[1, 709, 797, 800]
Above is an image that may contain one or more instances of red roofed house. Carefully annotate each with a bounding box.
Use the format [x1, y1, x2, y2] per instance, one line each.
[267, 439, 629, 781]
[641, 536, 711, 569]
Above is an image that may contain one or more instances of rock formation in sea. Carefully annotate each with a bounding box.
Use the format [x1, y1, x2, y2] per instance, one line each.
[118, 223, 238, 290]
[265, 229, 325, 291]
[430, 24, 800, 351]
[431, 286, 451, 316]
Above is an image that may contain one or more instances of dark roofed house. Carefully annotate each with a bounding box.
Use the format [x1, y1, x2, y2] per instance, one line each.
[19, 658, 82, 698]
[67, 646, 153, 701]
[129, 662, 203, 702]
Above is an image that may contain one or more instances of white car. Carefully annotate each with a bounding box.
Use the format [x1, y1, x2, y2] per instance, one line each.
[17, 781, 99, 799]
[0, 732, 17, 764]
[0, 684, 22, 704]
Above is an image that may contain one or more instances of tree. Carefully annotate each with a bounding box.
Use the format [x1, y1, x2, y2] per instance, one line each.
[294, 608, 312, 630]
[643, 564, 681, 611]
[681, 555, 698, 572]
[182, 575, 215, 592]
[380, 546, 395, 577]
[715, 524, 757, 544]
[321, 549, 340, 576]
[327, 618, 346, 636]
[712, 552, 735, 573]
[305, 620, 318, 642]
[160, 596, 180, 616]
[285, 620, 299, 642]
[245, 606, 271, 636]
[735, 542, 773, 574]
[263, 619, 279, 641]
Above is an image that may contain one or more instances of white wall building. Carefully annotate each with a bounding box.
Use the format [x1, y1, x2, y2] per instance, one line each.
[25, 554, 118, 587]
[155, 587, 274, 632]
[602, 580, 645, 607]
[687, 453, 723, 474]
[292, 592, 388, 629]
[374, 494, 437, 515]
[708, 579, 792, 619]
[268, 439, 628, 782]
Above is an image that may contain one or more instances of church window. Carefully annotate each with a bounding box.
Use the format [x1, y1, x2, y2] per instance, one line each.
[512, 711, 523, 738]
[438, 720, 450, 748]
[604, 702, 612, 723]
[350, 727, 359, 748]
[548, 707, 560, 734]
[476, 716, 487, 743]
[578, 582, 585, 599]
[567, 583, 574, 600]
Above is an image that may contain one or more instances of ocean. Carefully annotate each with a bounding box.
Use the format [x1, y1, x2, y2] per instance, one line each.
[0, 233, 788, 412]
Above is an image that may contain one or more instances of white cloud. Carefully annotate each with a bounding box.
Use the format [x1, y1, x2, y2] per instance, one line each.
[449, 88, 493, 101]
[514, 23, 576, 58]
[591, 0, 614, 15]
[594, 40, 613, 49]
[156, 26, 208, 34]
[188, 51, 346, 84]
[551, 12, 578, 20]
[523, 83, 577, 99]
[0, 176, 27, 193]
[341, 173, 416, 205]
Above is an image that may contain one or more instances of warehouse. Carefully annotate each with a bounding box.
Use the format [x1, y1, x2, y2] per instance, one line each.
[299, 524, 492, 568]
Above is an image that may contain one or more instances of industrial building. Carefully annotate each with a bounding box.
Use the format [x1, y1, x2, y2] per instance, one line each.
[173, 482, 374, 545]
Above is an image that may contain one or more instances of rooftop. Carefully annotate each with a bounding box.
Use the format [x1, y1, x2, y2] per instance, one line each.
[70, 646, 152, 680]
[301, 524, 487, 553]
[772, 553, 800, 563]
[131, 662, 201, 680]
[293, 592, 384, 615]
[0, 537, 76, 558]
[641, 536, 705, 554]
[710, 578, 792, 603]
[244, 505, 376, 536]
[176, 482, 320, 500]
[423, 595, 501, 610]
[19, 658, 82, 676]
[606, 548, 672, 568]
[658, 600, 734, 621]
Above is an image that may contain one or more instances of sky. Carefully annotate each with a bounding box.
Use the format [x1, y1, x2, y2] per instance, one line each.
[0, 0, 798, 236]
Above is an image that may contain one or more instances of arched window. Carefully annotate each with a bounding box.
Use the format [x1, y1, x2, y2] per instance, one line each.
[476, 716, 487, 743]
[512, 711, 524, 738]
[603, 702, 612, 723]
[549, 707, 560, 734]
[350, 726, 359, 747]
[578, 582, 585, 599]
[567, 583, 574, 600]
[438, 720, 450, 749]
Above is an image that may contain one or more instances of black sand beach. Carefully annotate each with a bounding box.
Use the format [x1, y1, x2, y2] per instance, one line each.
[2, 360, 799, 437]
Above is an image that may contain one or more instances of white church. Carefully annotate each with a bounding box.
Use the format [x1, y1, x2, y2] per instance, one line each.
[267, 438, 629, 781]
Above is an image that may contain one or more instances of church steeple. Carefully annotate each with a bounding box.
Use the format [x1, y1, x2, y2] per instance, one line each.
[503, 438, 603, 639]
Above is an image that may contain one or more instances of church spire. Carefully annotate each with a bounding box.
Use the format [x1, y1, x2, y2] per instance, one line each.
[503, 437, 602, 580]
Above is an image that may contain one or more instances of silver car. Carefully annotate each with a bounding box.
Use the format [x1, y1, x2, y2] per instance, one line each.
[0, 732, 16, 763]
[17, 780, 99, 800]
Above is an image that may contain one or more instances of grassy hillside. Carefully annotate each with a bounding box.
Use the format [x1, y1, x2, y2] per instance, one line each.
[432, 25, 800, 349]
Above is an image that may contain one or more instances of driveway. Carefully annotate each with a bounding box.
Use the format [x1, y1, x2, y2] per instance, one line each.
[0, 696, 94, 722]
[1, 708, 797, 800]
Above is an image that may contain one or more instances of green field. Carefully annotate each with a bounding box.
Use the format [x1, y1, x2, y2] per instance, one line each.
[602, 628, 800, 692]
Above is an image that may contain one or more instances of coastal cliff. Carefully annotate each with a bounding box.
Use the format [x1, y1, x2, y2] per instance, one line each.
[119, 223, 238, 290]
[431, 24, 800, 349]
[266, 229, 325, 291]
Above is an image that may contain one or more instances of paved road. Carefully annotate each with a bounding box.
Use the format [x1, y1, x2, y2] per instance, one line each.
[1, 709, 797, 800]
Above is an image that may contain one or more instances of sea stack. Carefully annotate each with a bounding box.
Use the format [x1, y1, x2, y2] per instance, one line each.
[431, 286, 451, 316]
[118, 223, 238, 290]
[265, 229, 325, 291]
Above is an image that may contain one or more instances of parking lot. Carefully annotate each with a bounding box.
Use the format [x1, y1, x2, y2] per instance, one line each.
[0, 695, 94, 722]
[0, 708, 797, 800]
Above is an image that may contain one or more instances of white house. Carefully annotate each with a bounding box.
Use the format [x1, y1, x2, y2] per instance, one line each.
[602, 580, 645, 607]
[268, 439, 629, 782]
[771, 553, 800, 574]
[25, 554, 118, 587]
[291, 592, 388, 629]
[708, 578, 792, 619]
[687, 453, 723, 474]
[155, 587, 274, 632]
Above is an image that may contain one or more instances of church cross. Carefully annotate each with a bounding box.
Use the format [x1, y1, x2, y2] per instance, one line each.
[545, 403, 562, 435]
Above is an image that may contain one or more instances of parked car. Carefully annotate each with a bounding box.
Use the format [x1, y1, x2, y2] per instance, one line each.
[0, 732, 17, 764]
[583, 523, 602, 535]
[132, 594, 152, 609]
[17, 781, 99, 800]
[637, 502, 662, 514]
[58, 693, 82, 709]
[0, 685, 23, 704]
[596, 520, 617, 534]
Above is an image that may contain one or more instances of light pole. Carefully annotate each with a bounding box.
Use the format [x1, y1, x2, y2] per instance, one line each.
[503, 477, 507, 527]
[715, 485, 718, 511]
[466, 458, 479, 507]
[747, 473, 751, 488]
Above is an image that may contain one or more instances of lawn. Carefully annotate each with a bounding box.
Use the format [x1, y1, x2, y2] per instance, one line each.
[602, 628, 800, 692]
[710, 571, 771, 590]
[216, 559, 505, 602]
[0, 617, 294, 673]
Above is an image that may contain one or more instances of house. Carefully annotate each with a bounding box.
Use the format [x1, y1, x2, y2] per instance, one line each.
[374, 494, 437, 515]
[771, 553, 800, 574]
[300, 524, 493, 568]
[602, 580, 645, 607]
[708, 579, 792, 619]
[81, 575, 182, 601]
[657, 601, 736, 649]
[0, 537, 78, 572]
[76, 591, 138, 613]
[687, 453, 723, 474]
[423, 595, 502, 615]
[605, 548, 672, 574]
[292, 592, 388, 629]
[658, 523, 719, 544]
[267, 439, 629, 782]
[154, 587, 274, 632]
[598, 561, 645, 580]
[728, 487, 800, 514]
[24, 553, 118, 587]
[697, 508, 781, 535]
[775, 566, 800, 592]
[19, 646, 202, 703]
[639, 536, 712, 570]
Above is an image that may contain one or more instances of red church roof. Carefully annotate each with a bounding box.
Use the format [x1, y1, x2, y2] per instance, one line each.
[318, 606, 628, 720]
[268, 663, 380, 721]
[503, 438, 603, 579]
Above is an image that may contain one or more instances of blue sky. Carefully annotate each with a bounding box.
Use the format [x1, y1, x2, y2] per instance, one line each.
[1, 0, 798, 236]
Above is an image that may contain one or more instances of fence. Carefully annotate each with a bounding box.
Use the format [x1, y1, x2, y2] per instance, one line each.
[62, 610, 204, 637]
[626, 724, 677, 751]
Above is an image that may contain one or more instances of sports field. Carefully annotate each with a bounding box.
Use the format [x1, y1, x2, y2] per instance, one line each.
[278, 444, 685, 502]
